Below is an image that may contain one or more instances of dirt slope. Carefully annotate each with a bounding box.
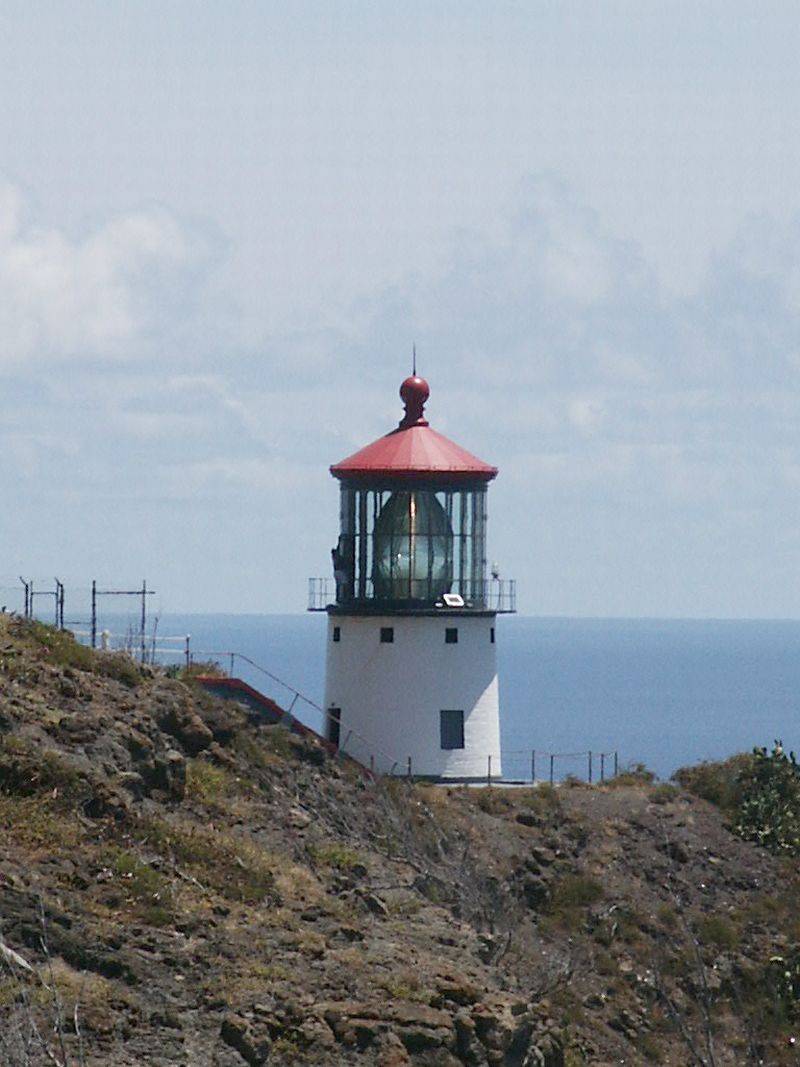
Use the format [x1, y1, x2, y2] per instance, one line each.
[0, 615, 797, 1066]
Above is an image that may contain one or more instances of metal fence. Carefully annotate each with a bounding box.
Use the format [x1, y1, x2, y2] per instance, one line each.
[499, 749, 619, 785]
[1, 578, 618, 787]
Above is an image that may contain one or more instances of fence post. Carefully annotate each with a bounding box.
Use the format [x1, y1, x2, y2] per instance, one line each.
[549, 754, 555, 785]
[614, 751, 619, 778]
[370, 754, 375, 775]
[140, 580, 147, 664]
[229, 652, 235, 677]
[487, 754, 492, 786]
[91, 580, 97, 648]
[531, 749, 536, 783]
[407, 756, 412, 780]
[185, 635, 191, 668]
[600, 752, 605, 782]
[588, 751, 592, 783]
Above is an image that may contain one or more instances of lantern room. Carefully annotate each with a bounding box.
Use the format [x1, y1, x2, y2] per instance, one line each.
[311, 375, 515, 614]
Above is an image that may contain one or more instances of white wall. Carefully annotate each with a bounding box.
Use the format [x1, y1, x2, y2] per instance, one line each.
[324, 613, 501, 779]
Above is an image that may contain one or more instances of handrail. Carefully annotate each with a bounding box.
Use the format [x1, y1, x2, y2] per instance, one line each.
[193, 649, 324, 711]
[189, 648, 402, 776]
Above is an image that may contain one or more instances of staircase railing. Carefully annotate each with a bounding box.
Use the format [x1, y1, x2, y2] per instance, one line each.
[189, 648, 402, 776]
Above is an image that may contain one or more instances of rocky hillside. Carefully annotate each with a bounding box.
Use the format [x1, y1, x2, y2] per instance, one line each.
[0, 615, 798, 1066]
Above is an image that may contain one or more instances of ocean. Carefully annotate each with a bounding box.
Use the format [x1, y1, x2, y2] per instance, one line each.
[121, 613, 800, 782]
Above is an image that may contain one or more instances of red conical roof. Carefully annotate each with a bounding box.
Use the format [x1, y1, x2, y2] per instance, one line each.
[331, 376, 497, 484]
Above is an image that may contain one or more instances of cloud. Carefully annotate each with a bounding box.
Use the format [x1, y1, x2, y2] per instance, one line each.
[0, 179, 217, 366]
[4, 171, 800, 613]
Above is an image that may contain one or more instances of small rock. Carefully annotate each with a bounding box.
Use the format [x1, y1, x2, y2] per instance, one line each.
[288, 807, 311, 829]
[220, 1014, 270, 1065]
[515, 811, 540, 828]
[361, 893, 389, 918]
[435, 977, 481, 1006]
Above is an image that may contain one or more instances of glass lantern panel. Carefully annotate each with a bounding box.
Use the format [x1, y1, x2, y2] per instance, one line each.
[373, 490, 453, 601]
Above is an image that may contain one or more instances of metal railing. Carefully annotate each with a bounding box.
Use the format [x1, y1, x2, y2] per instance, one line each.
[500, 749, 620, 785]
[308, 576, 516, 613]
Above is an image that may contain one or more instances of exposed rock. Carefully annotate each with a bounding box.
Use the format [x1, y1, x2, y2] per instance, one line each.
[157, 699, 214, 755]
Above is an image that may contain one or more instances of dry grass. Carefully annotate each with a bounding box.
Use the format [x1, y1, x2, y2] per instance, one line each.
[185, 759, 243, 806]
[139, 817, 280, 905]
[308, 841, 364, 872]
[0, 795, 83, 855]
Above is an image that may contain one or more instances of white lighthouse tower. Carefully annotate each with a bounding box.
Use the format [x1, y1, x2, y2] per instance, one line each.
[309, 372, 515, 780]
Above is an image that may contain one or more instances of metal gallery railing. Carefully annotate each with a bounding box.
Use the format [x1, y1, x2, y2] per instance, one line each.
[308, 576, 516, 613]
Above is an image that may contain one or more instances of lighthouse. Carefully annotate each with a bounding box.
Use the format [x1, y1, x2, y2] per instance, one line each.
[309, 372, 515, 780]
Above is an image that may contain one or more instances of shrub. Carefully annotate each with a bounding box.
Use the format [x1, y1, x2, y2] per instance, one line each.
[380, 970, 426, 1000]
[308, 841, 363, 872]
[95, 651, 141, 687]
[546, 874, 604, 923]
[0, 737, 84, 801]
[764, 947, 800, 1023]
[475, 788, 513, 815]
[603, 762, 655, 788]
[109, 849, 174, 926]
[185, 759, 240, 805]
[651, 783, 679, 805]
[181, 660, 226, 680]
[673, 754, 753, 812]
[22, 620, 94, 671]
[695, 914, 740, 951]
[734, 742, 800, 856]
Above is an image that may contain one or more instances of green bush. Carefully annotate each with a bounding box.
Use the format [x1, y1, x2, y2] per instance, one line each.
[734, 742, 800, 856]
[765, 948, 800, 1023]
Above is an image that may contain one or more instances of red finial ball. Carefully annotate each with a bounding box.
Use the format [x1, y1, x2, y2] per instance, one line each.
[399, 375, 429, 427]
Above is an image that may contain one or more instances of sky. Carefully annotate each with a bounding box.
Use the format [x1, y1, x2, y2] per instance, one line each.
[2, 1, 800, 616]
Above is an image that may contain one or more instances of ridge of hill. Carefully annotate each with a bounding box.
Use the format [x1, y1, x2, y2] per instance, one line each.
[0, 616, 797, 1066]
